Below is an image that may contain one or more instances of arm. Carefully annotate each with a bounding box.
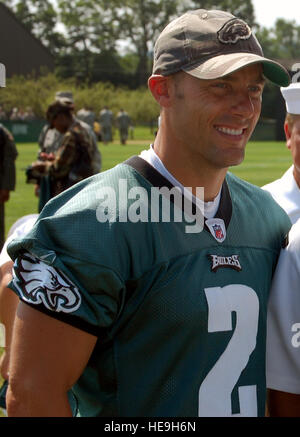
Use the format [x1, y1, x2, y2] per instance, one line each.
[6, 302, 97, 417]
[268, 389, 300, 417]
[0, 128, 18, 192]
[0, 261, 18, 380]
[49, 132, 76, 179]
[0, 189, 9, 203]
[30, 133, 76, 181]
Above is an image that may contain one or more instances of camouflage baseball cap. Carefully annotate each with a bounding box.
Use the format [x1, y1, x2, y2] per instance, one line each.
[55, 91, 74, 102]
[153, 9, 290, 87]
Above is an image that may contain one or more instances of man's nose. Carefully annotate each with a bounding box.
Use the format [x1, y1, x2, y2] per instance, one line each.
[231, 92, 256, 119]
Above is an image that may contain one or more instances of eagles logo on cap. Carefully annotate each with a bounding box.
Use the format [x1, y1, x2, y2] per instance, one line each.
[218, 19, 252, 45]
[152, 9, 290, 87]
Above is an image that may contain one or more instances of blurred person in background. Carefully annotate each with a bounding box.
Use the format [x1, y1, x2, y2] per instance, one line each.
[35, 93, 101, 211]
[23, 107, 36, 121]
[99, 106, 113, 144]
[0, 106, 6, 120]
[0, 123, 18, 250]
[262, 82, 300, 416]
[76, 105, 96, 129]
[263, 83, 300, 224]
[116, 109, 131, 145]
[28, 100, 97, 208]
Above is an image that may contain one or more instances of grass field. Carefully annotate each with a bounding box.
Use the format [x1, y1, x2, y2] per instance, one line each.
[0, 128, 293, 416]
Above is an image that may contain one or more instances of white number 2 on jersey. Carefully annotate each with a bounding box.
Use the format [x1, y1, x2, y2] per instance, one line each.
[198, 284, 259, 417]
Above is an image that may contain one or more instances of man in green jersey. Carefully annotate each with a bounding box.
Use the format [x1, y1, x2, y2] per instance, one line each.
[6, 10, 292, 417]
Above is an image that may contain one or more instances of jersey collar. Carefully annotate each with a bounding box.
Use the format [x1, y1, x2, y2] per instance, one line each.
[124, 155, 232, 232]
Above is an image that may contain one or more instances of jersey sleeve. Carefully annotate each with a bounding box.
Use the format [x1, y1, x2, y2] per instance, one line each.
[0, 126, 18, 191]
[7, 187, 127, 337]
[10, 250, 125, 337]
[266, 222, 300, 394]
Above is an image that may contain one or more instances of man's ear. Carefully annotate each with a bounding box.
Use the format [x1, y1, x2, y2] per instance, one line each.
[148, 75, 172, 107]
[284, 121, 292, 150]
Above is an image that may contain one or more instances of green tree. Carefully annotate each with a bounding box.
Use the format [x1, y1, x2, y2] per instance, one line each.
[57, 0, 181, 86]
[1, 0, 258, 87]
[0, 0, 66, 54]
[26, 0, 66, 55]
[0, 0, 15, 9]
[14, 1, 34, 33]
[185, 0, 255, 26]
[58, 0, 117, 52]
[57, 0, 119, 81]
[109, 0, 181, 85]
[255, 18, 300, 139]
[256, 18, 300, 59]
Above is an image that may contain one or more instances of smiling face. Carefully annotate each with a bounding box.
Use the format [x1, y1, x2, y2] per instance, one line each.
[166, 64, 265, 171]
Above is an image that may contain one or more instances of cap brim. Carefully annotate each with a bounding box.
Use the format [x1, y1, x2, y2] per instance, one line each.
[56, 97, 74, 106]
[183, 52, 290, 87]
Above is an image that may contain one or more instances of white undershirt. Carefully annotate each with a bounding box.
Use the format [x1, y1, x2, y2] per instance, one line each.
[139, 145, 221, 218]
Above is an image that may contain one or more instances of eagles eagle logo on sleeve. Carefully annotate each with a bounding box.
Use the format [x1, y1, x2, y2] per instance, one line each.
[13, 252, 81, 313]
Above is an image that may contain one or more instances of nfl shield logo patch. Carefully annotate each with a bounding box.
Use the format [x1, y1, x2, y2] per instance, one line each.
[212, 224, 224, 241]
[205, 218, 227, 243]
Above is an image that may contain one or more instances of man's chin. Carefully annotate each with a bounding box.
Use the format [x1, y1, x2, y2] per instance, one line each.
[219, 149, 245, 169]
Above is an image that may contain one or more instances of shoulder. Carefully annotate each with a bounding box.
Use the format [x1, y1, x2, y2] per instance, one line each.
[71, 121, 91, 139]
[226, 172, 287, 209]
[25, 161, 147, 223]
[0, 124, 14, 142]
[285, 219, 300, 252]
[7, 162, 154, 280]
[262, 167, 293, 195]
[226, 172, 291, 244]
[75, 118, 89, 130]
[62, 123, 83, 142]
[7, 214, 39, 238]
[262, 178, 282, 193]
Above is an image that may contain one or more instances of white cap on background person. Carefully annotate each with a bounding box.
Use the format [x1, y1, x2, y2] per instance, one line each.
[281, 82, 300, 115]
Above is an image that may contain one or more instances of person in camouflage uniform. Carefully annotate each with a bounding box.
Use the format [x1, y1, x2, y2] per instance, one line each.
[0, 125, 18, 250]
[37, 92, 76, 160]
[116, 109, 131, 145]
[34, 94, 102, 211]
[99, 106, 113, 144]
[76, 105, 96, 129]
[30, 101, 96, 204]
[38, 93, 101, 172]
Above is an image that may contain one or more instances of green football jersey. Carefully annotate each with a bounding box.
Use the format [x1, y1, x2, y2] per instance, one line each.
[8, 156, 291, 417]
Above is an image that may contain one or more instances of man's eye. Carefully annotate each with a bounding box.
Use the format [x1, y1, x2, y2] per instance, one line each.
[214, 83, 228, 89]
[249, 86, 262, 94]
